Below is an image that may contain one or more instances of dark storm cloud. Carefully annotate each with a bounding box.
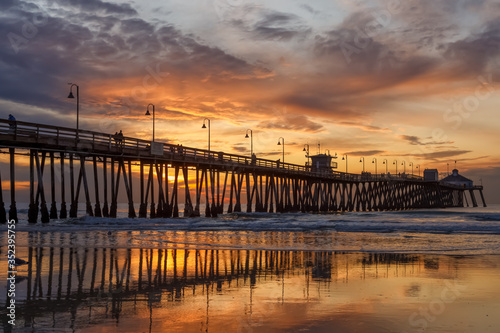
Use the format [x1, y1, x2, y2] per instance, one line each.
[444, 18, 500, 75]
[0, 0, 270, 124]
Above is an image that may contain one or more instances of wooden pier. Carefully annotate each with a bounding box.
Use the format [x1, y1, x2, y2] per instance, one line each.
[0, 119, 486, 223]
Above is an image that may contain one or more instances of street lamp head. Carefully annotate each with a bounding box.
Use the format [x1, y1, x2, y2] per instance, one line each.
[245, 133, 249, 138]
[359, 158, 362, 162]
[202, 123, 207, 129]
[277, 141, 281, 145]
[67, 91, 74, 99]
[372, 160, 374, 163]
[342, 156, 345, 160]
[145, 110, 151, 116]
[303, 147, 306, 151]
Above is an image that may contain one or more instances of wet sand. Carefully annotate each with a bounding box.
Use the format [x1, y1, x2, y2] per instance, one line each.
[1, 231, 500, 332]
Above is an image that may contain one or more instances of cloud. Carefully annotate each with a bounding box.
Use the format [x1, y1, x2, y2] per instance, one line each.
[258, 113, 324, 133]
[346, 150, 386, 156]
[51, 0, 138, 16]
[338, 121, 390, 132]
[229, 7, 311, 41]
[400, 135, 454, 146]
[403, 149, 471, 160]
[0, 0, 274, 127]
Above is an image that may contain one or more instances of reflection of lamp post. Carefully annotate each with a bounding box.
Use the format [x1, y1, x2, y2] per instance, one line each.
[342, 154, 348, 173]
[382, 159, 388, 174]
[202, 118, 211, 151]
[359, 157, 365, 172]
[245, 129, 253, 156]
[393, 160, 398, 174]
[145, 103, 155, 142]
[372, 158, 377, 177]
[67, 83, 79, 138]
[401, 161, 406, 174]
[303, 144, 310, 166]
[277, 137, 285, 163]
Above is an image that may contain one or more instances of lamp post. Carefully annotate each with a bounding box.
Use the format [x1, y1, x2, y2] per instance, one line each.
[245, 129, 253, 156]
[382, 159, 388, 174]
[202, 118, 211, 151]
[401, 161, 406, 174]
[416, 164, 421, 177]
[342, 154, 348, 173]
[372, 158, 377, 177]
[393, 160, 398, 174]
[145, 103, 155, 142]
[409, 162, 414, 176]
[277, 137, 285, 163]
[67, 83, 79, 138]
[359, 157, 365, 173]
[325, 149, 331, 155]
[303, 144, 310, 167]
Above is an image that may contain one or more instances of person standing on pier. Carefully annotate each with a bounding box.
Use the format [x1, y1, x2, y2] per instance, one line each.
[8, 114, 16, 130]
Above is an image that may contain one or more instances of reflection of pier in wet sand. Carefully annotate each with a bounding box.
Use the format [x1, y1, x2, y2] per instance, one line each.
[2, 238, 462, 332]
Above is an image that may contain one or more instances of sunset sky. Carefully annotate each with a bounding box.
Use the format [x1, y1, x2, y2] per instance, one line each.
[1, 0, 499, 202]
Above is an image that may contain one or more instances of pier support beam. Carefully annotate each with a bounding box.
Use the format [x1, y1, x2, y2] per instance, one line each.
[8, 148, 18, 223]
[0, 168, 6, 223]
[28, 150, 38, 223]
[49, 152, 58, 219]
[59, 153, 67, 218]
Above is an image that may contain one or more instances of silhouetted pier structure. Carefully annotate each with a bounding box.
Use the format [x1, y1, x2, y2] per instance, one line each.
[0, 119, 486, 223]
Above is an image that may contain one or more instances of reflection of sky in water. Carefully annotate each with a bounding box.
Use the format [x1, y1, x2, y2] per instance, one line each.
[1, 230, 500, 333]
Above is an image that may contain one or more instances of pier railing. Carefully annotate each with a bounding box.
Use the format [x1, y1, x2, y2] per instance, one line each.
[0, 119, 422, 182]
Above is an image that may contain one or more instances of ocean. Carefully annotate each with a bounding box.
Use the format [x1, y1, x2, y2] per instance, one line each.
[1, 205, 500, 332]
[8, 204, 500, 255]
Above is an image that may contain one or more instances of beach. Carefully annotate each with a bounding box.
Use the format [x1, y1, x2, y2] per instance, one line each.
[1, 206, 500, 332]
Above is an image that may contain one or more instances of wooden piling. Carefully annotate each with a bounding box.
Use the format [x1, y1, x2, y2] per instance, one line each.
[0, 167, 6, 223]
[49, 152, 58, 219]
[93, 156, 102, 217]
[28, 150, 38, 223]
[102, 157, 109, 217]
[59, 152, 67, 218]
[69, 154, 78, 218]
[8, 148, 17, 222]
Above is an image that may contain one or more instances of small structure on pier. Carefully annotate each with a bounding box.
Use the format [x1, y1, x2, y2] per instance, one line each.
[424, 169, 439, 181]
[440, 169, 473, 188]
[309, 154, 337, 173]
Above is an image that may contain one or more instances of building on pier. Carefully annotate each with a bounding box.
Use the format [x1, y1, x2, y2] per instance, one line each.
[309, 153, 337, 173]
[440, 169, 473, 188]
